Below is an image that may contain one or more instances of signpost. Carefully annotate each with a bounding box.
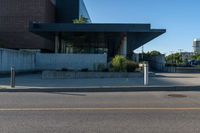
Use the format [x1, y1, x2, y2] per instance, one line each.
[144, 63, 149, 86]
[10, 67, 15, 88]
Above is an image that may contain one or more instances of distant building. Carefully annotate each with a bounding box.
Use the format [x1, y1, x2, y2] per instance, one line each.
[193, 39, 200, 54]
[180, 52, 194, 61]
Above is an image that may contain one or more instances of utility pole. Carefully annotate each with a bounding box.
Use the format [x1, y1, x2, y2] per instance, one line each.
[10, 67, 16, 88]
[141, 46, 144, 61]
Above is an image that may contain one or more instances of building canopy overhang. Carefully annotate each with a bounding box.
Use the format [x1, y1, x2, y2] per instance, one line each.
[29, 23, 166, 51]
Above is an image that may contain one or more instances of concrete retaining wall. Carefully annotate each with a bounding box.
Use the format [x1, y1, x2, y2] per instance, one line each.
[173, 67, 200, 73]
[0, 48, 35, 73]
[36, 53, 107, 71]
[0, 49, 107, 73]
[161, 66, 200, 73]
[42, 71, 144, 79]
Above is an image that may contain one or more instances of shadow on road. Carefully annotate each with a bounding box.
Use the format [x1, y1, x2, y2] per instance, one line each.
[47, 92, 87, 96]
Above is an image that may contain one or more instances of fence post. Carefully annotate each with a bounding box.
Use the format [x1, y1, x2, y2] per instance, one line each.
[144, 62, 149, 86]
[10, 67, 15, 88]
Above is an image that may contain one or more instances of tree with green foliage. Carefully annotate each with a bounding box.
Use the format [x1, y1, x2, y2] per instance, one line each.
[147, 50, 162, 57]
[73, 16, 88, 24]
[191, 54, 200, 61]
[198, 56, 200, 61]
[126, 60, 139, 72]
[166, 53, 183, 64]
[141, 50, 162, 61]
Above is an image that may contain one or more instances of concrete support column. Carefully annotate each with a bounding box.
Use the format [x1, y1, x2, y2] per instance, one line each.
[119, 36, 127, 57]
[55, 33, 60, 53]
[61, 40, 66, 53]
[127, 33, 137, 59]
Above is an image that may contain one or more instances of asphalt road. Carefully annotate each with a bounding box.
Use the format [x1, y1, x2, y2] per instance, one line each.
[0, 92, 200, 133]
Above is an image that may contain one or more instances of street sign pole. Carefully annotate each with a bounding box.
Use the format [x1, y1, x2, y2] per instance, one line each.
[10, 67, 15, 88]
[144, 63, 149, 86]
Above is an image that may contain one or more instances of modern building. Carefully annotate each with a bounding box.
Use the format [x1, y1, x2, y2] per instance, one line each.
[0, 0, 166, 59]
[193, 39, 200, 54]
[0, 0, 55, 51]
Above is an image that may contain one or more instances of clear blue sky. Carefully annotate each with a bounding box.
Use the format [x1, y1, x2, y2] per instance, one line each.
[84, 0, 200, 54]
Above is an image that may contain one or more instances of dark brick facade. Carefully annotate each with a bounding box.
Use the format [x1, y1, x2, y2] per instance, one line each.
[0, 0, 55, 51]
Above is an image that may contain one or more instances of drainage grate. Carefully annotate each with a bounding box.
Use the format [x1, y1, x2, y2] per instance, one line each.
[168, 94, 187, 98]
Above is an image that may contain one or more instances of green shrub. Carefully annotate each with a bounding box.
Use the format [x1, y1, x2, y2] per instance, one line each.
[111, 55, 139, 72]
[111, 55, 127, 72]
[126, 60, 139, 72]
[97, 63, 106, 72]
[73, 16, 88, 24]
[196, 65, 200, 69]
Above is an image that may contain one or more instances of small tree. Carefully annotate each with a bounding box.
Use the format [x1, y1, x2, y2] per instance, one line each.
[73, 16, 88, 24]
[197, 56, 200, 61]
[191, 54, 200, 61]
[142, 50, 162, 61]
[111, 55, 127, 72]
[111, 55, 139, 72]
[148, 50, 161, 57]
[166, 53, 182, 65]
[126, 60, 139, 72]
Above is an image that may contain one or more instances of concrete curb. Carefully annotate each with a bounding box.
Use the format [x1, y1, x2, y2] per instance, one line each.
[0, 86, 200, 92]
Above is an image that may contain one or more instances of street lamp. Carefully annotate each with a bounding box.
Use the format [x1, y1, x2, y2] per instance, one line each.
[141, 45, 144, 61]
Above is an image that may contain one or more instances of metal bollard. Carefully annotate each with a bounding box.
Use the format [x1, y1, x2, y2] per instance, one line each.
[10, 67, 15, 88]
[144, 63, 149, 86]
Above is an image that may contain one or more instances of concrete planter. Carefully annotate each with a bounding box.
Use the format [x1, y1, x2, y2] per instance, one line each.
[42, 71, 146, 79]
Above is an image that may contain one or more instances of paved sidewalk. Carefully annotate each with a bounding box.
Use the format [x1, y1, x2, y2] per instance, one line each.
[0, 73, 200, 90]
